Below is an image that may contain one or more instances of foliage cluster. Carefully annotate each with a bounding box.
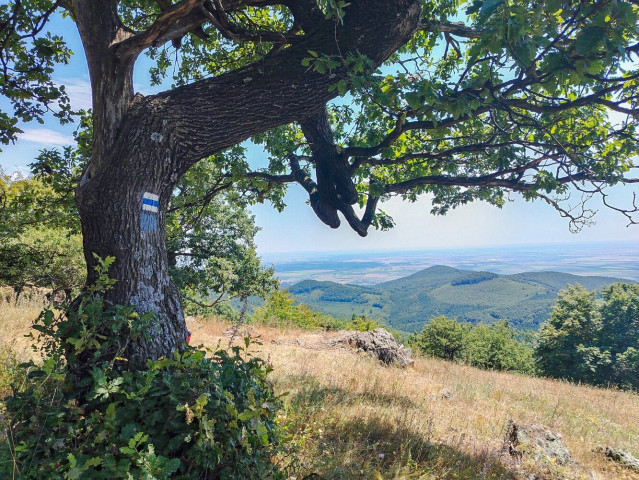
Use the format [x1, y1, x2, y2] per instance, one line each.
[535, 282, 639, 389]
[410, 315, 536, 374]
[250, 289, 347, 331]
[250, 289, 386, 332]
[0, 162, 84, 299]
[0, 226, 84, 300]
[166, 154, 279, 313]
[1, 258, 286, 479]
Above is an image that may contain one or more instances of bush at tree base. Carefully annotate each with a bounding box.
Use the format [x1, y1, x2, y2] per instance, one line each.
[0, 257, 287, 479]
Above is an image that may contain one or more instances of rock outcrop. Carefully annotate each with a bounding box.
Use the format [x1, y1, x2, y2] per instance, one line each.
[506, 422, 572, 465]
[334, 328, 414, 367]
[598, 447, 639, 472]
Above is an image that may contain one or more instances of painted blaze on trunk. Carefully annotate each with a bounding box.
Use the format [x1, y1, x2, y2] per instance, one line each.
[77, 164, 188, 368]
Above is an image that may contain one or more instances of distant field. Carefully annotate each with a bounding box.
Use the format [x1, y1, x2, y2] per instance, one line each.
[264, 242, 639, 287]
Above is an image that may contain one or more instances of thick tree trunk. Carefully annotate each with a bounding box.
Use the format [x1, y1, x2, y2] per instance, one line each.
[76, 144, 187, 369]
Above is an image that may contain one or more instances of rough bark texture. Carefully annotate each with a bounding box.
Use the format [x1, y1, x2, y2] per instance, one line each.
[71, 0, 422, 368]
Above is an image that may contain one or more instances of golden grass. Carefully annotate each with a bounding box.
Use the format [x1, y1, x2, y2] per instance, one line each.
[1, 304, 637, 479]
[188, 317, 639, 480]
[0, 295, 45, 398]
[0, 296, 43, 359]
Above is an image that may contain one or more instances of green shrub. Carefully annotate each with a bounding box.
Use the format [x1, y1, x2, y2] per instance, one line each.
[250, 289, 345, 331]
[347, 314, 384, 332]
[1, 257, 286, 479]
[411, 315, 468, 361]
[411, 316, 536, 374]
[464, 321, 536, 375]
[535, 282, 639, 389]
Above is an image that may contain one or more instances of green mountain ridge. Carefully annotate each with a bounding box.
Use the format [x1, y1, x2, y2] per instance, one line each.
[286, 266, 633, 332]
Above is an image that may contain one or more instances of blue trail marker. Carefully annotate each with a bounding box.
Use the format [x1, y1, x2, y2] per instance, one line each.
[141, 191, 159, 232]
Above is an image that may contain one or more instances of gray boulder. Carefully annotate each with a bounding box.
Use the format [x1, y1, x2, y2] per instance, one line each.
[600, 447, 639, 472]
[506, 422, 572, 465]
[335, 328, 414, 367]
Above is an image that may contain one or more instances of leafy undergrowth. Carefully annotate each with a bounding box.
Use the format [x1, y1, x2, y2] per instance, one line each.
[0, 265, 286, 480]
[190, 318, 639, 480]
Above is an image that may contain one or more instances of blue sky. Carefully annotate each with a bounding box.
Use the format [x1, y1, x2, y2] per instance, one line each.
[1, 12, 637, 255]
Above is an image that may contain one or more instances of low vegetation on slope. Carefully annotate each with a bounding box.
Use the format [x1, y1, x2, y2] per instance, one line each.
[189, 319, 639, 480]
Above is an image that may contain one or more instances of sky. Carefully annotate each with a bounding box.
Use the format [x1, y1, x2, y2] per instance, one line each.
[1, 11, 637, 256]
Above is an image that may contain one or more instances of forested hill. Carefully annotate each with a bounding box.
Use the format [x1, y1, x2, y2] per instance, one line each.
[286, 266, 632, 332]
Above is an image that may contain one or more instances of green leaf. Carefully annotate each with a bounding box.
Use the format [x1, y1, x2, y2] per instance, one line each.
[478, 0, 504, 22]
[575, 26, 605, 56]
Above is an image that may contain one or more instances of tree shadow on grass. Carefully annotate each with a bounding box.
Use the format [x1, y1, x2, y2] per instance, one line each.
[285, 374, 419, 411]
[284, 381, 520, 480]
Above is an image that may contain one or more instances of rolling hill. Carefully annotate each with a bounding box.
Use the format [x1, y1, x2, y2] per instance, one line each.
[286, 266, 633, 332]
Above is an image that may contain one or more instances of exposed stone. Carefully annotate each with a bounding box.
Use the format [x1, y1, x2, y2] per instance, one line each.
[597, 446, 639, 472]
[333, 328, 414, 367]
[439, 388, 453, 399]
[222, 325, 254, 339]
[506, 422, 572, 466]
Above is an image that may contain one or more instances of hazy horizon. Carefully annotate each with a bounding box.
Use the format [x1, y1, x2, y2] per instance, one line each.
[262, 241, 639, 286]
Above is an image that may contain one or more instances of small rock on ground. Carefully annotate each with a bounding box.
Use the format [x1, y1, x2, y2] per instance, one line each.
[506, 422, 572, 466]
[597, 446, 639, 472]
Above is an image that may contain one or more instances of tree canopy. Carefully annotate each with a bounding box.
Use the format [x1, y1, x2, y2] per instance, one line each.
[2, 0, 638, 233]
[535, 282, 639, 388]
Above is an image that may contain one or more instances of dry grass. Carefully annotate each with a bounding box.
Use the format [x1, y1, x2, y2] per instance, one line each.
[188, 317, 639, 480]
[0, 292, 44, 357]
[0, 293, 45, 397]
[1, 304, 637, 479]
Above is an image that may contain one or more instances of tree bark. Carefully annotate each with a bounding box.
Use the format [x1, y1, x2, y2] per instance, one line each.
[71, 0, 422, 369]
[76, 131, 187, 368]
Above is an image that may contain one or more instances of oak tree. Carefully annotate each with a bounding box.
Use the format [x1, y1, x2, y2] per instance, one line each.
[1, 0, 638, 368]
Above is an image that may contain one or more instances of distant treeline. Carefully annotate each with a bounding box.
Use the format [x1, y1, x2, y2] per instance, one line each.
[450, 272, 498, 286]
[409, 282, 639, 390]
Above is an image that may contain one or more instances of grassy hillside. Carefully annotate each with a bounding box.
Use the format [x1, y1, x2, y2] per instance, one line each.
[287, 280, 393, 320]
[288, 266, 631, 332]
[189, 318, 639, 480]
[1, 300, 638, 479]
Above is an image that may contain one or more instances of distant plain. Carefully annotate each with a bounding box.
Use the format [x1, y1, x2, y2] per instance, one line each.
[263, 241, 639, 287]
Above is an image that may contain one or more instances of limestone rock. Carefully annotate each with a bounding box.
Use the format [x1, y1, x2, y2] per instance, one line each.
[600, 447, 639, 472]
[506, 422, 572, 465]
[334, 328, 414, 367]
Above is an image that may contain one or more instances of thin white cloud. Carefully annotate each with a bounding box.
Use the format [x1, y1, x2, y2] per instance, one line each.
[18, 128, 75, 146]
[57, 77, 92, 110]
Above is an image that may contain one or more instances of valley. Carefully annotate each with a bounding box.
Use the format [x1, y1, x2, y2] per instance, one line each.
[286, 265, 632, 331]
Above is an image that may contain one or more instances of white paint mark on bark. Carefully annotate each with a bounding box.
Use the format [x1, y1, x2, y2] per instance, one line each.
[141, 192, 159, 232]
